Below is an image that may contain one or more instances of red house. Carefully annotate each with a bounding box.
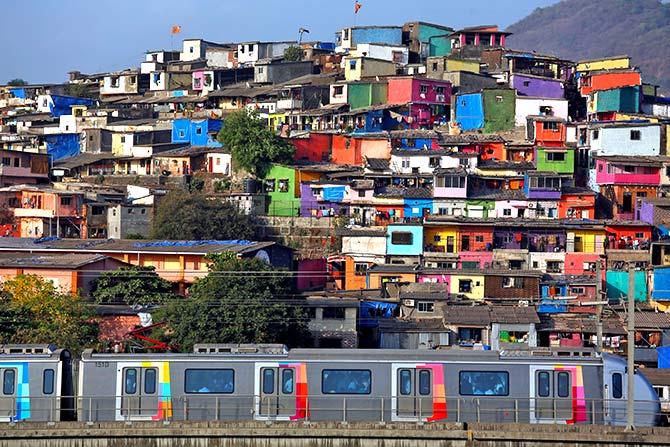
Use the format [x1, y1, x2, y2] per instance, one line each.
[579, 69, 641, 96]
[528, 116, 566, 147]
[558, 187, 596, 219]
[290, 132, 332, 163]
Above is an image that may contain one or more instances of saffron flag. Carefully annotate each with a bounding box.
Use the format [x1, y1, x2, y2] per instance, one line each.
[354, 1, 362, 14]
[171, 25, 182, 35]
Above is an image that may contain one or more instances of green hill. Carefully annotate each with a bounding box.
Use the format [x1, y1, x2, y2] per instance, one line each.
[506, 0, 670, 90]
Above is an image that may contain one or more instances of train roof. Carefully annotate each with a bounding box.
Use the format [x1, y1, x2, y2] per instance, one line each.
[81, 345, 604, 364]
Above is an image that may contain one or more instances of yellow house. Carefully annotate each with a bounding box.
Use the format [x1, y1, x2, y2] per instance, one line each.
[367, 265, 418, 289]
[344, 56, 397, 82]
[424, 227, 458, 253]
[576, 56, 630, 73]
[445, 58, 480, 74]
[450, 273, 485, 300]
[268, 112, 286, 131]
[568, 229, 606, 254]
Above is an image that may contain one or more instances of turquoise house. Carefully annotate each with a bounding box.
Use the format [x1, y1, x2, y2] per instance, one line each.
[606, 270, 647, 303]
[386, 224, 423, 256]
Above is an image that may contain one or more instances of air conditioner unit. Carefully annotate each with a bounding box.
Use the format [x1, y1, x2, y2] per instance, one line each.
[528, 202, 537, 209]
[403, 299, 415, 307]
[518, 300, 530, 307]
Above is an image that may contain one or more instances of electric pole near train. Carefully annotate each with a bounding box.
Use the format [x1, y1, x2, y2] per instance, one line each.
[626, 263, 635, 431]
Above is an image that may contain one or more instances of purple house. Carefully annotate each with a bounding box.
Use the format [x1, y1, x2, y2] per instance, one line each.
[524, 171, 571, 200]
[300, 182, 345, 217]
[510, 73, 565, 99]
[493, 225, 567, 252]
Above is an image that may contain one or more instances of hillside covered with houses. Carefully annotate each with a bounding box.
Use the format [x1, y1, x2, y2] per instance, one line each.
[2, 19, 670, 373]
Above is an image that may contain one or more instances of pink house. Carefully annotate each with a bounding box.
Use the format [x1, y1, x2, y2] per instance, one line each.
[595, 156, 661, 185]
[433, 168, 467, 198]
[387, 77, 451, 128]
[419, 273, 450, 286]
[459, 251, 493, 269]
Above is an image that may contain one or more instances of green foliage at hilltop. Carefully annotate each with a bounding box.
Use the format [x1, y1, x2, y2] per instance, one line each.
[507, 0, 670, 90]
[155, 253, 308, 351]
[284, 45, 304, 62]
[6, 78, 27, 86]
[150, 189, 255, 241]
[217, 109, 294, 177]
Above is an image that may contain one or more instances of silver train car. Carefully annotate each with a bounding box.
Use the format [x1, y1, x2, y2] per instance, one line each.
[73, 345, 661, 426]
[0, 344, 660, 425]
[0, 344, 74, 422]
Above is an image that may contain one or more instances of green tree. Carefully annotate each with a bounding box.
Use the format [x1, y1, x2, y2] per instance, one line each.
[91, 266, 177, 306]
[155, 253, 307, 351]
[6, 78, 27, 86]
[283, 45, 304, 62]
[1, 275, 98, 353]
[217, 109, 294, 177]
[150, 189, 255, 240]
[64, 83, 97, 99]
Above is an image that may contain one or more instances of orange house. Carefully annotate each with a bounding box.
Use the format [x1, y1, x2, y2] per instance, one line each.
[579, 70, 641, 96]
[367, 264, 418, 289]
[331, 134, 390, 165]
[531, 116, 567, 147]
[558, 188, 596, 219]
[0, 253, 128, 296]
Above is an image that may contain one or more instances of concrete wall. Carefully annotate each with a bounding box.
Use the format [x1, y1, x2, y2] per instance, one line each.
[515, 97, 569, 126]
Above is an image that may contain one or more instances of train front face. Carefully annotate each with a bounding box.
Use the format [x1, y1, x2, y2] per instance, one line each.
[601, 353, 661, 426]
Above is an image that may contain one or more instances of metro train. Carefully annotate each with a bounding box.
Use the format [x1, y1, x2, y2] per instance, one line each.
[0, 344, 662, 426]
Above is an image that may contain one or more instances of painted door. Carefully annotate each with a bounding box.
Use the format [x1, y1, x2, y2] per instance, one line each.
[121, 367, 159, 419]
[259, 367, 296, 418]
[0, 368, 16, 419]
[532, 369, 573, 422]
[396, 368, 433, 420]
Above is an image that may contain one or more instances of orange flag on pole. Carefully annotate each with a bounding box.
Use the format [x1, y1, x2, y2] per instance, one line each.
[171, 25, 182, 35]
[354, 1, 362, 14]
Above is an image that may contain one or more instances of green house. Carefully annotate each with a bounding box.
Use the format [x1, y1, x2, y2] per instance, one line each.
[465, 200, 494, 218]
[606, 270, 647, 303]
[535, 147, 575, 174]
[262, 163, 323, 217]
[482, 88, 516, 133]
[347, 82, 388, 110]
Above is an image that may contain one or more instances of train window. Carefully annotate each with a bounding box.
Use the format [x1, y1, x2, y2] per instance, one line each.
[459, 371, 509, 396]
[322, 370, 371, 395]
[124, 369, 137, 395]
[2, 370, 15, 395]
[262, 369, 275, 394]
[418, 370, 431, 396]
[557, 372, 570, 398]
[537, 372, 550, 398]
[399, 370, 412, 396]
[281, 369, 294, 394]
[43, 369, 55, 395]
[144, 369, 157, 394]
[612, 373, 623, 399]
[185, 369, 234, 394]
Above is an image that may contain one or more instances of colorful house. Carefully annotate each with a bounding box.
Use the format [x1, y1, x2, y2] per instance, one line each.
[331, 134, 390, 165]
[535, 147, 574, 174]
[262, 164, 323, 217]
[606, 269, 647, 303]
[588, 86, 641, 115]
[171, 118, 223, 147]
[344, 57, 397, 82]
[579, 69, 641, 96]
[449, 25, 510, 50]
[510, 73, 564, 99]
[595, 156, 661, 186]
[524, 171, 570, 200]
[402, 21, 454, 61]
[290, 132, 332, 162]
[589, 122, 662, 157]
[558, 187, 596, 219]
[454, 88, 515, 133]
[387, 224, 424, 257]
[387, 77, 451, 128]
[527, 116, 567, 146]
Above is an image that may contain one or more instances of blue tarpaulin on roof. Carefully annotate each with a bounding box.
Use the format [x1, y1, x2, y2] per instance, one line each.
[359, 301, 397, 328]
[9, 88, 26, 99]
[658, 347, 670, 368]
[49, 95, 95, 118]
[132, 240, 253, 248]
[45, 134, 80, 161]
[322, 186, 346, 202]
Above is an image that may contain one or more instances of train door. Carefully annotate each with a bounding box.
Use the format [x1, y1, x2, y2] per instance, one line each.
[121, 367, 159, 420]
[393, 366, 433, 421]
[605, 369, 626, 425]
[258, 366, 296, 419]
[531, 369, 573, 423]
[0, 368, 16, 420]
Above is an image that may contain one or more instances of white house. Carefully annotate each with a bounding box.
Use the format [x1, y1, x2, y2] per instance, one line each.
[589, 122, 662, 156]
[389, 149, 462, 175]
[351, 43, 409, 65]
[515, 97, 569, 127]
[101, 70, 140, 96]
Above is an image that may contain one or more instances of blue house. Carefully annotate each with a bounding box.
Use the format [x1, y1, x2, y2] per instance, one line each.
[538, 280, 569, 313]
[652, 266, 670, 301]
[454, 93, 484, 131]
[403, 197, 433, 219]
[342, 26, 403, 48]
[386, 224, 423, 256]
[45, 133, 80, 161]
[172, 118, 223, 147]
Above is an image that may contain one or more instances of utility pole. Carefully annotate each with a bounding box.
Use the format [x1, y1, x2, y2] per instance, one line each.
[596, 258, 603, 350]
[626, 262, 635, 431]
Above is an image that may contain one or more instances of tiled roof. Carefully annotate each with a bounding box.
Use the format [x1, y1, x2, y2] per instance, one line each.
[634, 312, 670, 330]
[490, 305, 540, 324]
[336, 228, 387, 237]
[439, 134, 505, 145]
[365, 158, 390, 171]
[0, 253, 110, 269]
[467, 188, 525, 200]
[537, 314, 625, 334]
[376, 187, 433, 199]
